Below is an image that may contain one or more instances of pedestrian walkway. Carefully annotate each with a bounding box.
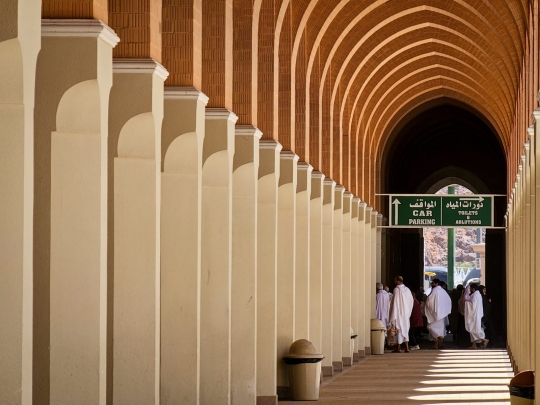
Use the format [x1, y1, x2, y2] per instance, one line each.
[281, 349, 513, 404]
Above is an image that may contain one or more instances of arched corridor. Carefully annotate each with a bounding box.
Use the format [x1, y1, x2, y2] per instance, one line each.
[0, 1, 538, 404]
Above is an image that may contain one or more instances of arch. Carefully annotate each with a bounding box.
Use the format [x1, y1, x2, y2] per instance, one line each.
[117, 112, 156, 159]
[56, 79, 101, 134]
[419, 167, 490, 195]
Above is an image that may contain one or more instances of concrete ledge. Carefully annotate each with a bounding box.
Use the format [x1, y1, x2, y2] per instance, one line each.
[333, 361, 343, 372]
[353, 352, 359, 362]
[257, 395, 278, 405]
[342, 356, 352, 366]
[321, 365, 333, 377]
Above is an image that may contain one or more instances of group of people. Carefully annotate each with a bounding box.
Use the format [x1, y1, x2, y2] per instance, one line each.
[376, 276, 490, 352]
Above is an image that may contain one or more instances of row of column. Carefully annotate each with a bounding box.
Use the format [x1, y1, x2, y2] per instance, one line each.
[506, 110, 540, 390]
[1, 18, 382, 405]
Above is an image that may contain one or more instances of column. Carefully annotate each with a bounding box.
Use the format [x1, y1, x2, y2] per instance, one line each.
[332, 185, 345, 372]
[357, 202, 367, 358]
[364, 206, 373, 354]
[0, 1, 41, 403]
[351, 198, 362, 360]
[309, 172, 325, 355]
[295, 162, 313, 340]
[526, 125, 536, 373]
[371, 210, 378, 321]
[231, 125, 261, 404]
[256, 139, 282, 405]
[376, 214, 383, 286]
[533, 109, 540, 384]
[109, 59, 167, 405]
[341, 192, 353, 366]
[161, 87, 208, 404]
[200, 108, 237, 404]
[321, 179, 335, 377]
[35, 20, 119, 405]
[276, 151, 298, 398]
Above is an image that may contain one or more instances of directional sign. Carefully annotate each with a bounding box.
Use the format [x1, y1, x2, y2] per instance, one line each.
[442, 195, 492, 227]
[390, 196, 442, 226]
[389, 195, 493, 227]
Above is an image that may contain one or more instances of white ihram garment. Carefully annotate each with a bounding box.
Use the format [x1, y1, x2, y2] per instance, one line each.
[376, 290, 390, 329]
[389, 284, 414, 344]
[465, 290, 485, 342]
[425, 285, 452, 340]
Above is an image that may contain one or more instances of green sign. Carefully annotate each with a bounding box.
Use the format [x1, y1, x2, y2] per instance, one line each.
[389, 195, 493, 227]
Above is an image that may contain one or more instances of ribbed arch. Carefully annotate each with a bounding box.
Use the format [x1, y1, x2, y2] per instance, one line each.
[244, 0, 530, 205]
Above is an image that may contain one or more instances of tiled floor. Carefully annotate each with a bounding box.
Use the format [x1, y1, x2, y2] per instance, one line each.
[280, 349, 514, 404]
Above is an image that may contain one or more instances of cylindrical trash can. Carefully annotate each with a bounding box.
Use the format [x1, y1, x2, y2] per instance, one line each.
[283, 339, 324, 401]
[509, 370, 534, 405]
[370, 318, 386, 355]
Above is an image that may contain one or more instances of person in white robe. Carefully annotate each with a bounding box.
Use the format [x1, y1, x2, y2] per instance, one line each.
[389, 276, 414, 352]
[425, 278, 452, 349]
[464, 283, 488, 349]
[376, 283, 390, 333]
[384, 285, 393, 301]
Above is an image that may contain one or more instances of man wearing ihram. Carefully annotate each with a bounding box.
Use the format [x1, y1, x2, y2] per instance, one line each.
[388, 276, 414, 353]
[425, 278, 452, 349]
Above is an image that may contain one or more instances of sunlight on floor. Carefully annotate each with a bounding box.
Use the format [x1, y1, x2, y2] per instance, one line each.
[408, 350, 512, 404]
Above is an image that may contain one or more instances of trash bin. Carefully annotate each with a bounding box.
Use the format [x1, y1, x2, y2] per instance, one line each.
[509, 370, 535, 404]
[370, 318, 386, 355]
[283, 339, 324, 401]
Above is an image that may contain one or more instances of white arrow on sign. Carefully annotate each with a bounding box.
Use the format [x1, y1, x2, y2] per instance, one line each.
[392, 198, 401, 225]
[458, 196, 484, 202]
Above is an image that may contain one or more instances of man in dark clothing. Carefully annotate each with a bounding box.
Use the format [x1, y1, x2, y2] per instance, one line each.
[478, 285, 492, 344]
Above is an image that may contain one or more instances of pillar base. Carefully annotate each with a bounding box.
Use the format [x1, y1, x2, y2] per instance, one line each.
[333, 361, 343, 372]
[342, 356, 352, 366]
[358, 349, 365, 358]
[257, 395, 278, 405]
[353, 352, 359, 362]
[276, 386, 290, 401]
[321, 366, 334, 377]
[365, 346, 371, 355]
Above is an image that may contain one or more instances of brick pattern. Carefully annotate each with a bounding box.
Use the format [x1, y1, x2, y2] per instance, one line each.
[43, 0, 537, 206]
[278, 6, 292, 151]
[257, 0, 276, 140]
[109, 0, 162, 61]
[162, 0, 202, 87]
[42, 0, 108, 22]
[202, 0, 233, 109]
[233, 0, 256, 125]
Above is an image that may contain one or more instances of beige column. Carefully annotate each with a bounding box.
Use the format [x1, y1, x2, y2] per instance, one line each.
[364, 206, 373, 354]
[332, 185, 345, 372]
[161, 87, 208, 404]
[0, 1, 40, 404]
[309, 171, 325, 355]
[276, 151, 298, 397]
[321, 179, 335, 377]
[376, 214, 383, 285]
[200, 108, 237, 404]
[231, 125, 261, 405]
[295, 162, 313, 340]
[526, 125, 536, 373]
[34, 20, 118, 405]
[371, 210, 378, 321]
[350, 198, 359, 362]
[533, 109, 540, 392]
[108, 59, 167, 405]
[356, 201, 367, 358]
[341, 192, 353, 366]
[256, 139, 282, 404]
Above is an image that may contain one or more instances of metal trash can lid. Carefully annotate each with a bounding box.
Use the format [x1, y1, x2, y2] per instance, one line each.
[283, 339, 324, 360]
[509, 370, 535, 400]
[370, 318, 386, 331]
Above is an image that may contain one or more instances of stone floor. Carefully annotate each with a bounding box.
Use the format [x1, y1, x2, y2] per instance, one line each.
[280, 346, 514, 404]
